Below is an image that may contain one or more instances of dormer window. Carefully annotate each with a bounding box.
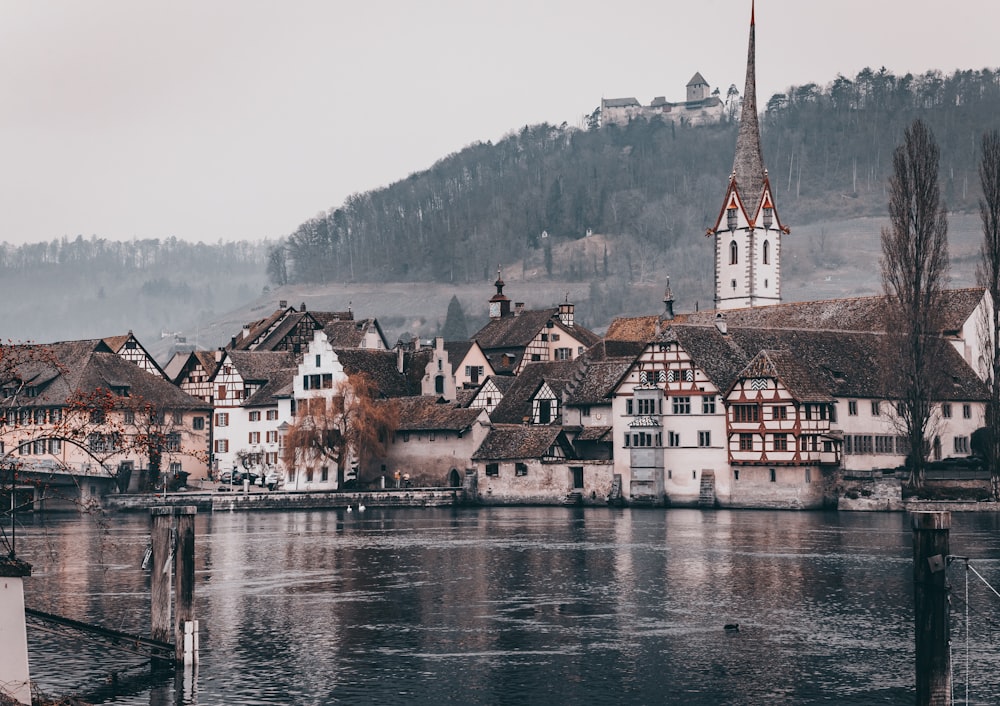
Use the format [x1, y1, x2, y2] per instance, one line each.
[762, 207, 773, 228]
[727, 207, 738, 231]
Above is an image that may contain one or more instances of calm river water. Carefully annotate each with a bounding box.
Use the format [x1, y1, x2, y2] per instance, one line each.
[15, 507, 1000, 705]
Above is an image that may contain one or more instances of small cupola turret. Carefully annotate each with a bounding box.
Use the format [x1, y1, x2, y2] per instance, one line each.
[558, 293, 575, 328]
[662, 277, 675, 321]
[489, 266, 511, 319]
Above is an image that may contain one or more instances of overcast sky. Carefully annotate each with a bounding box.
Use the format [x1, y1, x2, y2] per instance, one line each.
[0, 0, 995, 246]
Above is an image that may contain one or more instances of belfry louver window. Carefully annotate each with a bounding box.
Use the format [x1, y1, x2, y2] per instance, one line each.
[727, 208, 738, 231]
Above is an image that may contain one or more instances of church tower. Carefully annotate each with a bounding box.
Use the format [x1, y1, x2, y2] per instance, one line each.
[709, 1, 787, 310]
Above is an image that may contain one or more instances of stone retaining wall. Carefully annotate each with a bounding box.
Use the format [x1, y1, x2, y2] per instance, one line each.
[103, 489, 462, 513]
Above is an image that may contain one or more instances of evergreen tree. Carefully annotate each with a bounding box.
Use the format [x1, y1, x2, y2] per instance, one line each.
[441, 295, 469, 341]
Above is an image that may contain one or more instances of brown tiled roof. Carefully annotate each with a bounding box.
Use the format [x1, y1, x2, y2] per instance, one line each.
[565, 359, 633, 406]
[402, 348, 434, 395]
[225, 351, 297, 382]
[472, 424, 574, 461]
[584, 339, 645, 361]
[443, 341, 474, 374]
[575, 426, 612, 442]
[737, 350, 833, 402]
[6, 341, 210, 411]
[489, 360, 579, 424]
[681, 288, 985, 335]
[604, 313, 696, 342]
[323, 318, 384, 348]
[473, 308, 600, 351]
[335, 349, 411, 398]
[393, 396, 485, 432]
[609, 322, 987, 404]
[244, 368, 296, 407]
[229, 307, 298, 350]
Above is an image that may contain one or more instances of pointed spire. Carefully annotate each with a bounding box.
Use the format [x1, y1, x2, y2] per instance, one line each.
[732, 0, 766, 212]
[662, 277, 675, 321]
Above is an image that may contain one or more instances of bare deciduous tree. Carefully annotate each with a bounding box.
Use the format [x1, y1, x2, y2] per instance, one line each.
[880, 119, 950, 489]
[976, 128, 1000, 498]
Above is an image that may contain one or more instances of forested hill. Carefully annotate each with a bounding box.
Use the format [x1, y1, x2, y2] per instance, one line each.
[1, 67, 998, 349]
[270, 66, 1000, 293]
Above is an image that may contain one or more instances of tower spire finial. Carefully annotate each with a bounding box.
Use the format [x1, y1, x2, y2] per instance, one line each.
[732, 0, 765, 209]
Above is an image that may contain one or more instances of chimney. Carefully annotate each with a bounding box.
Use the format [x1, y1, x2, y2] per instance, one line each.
[435, 336, 444, 351]
[279, 300, 287, 308]
[242, 324, 251, 339]
[396, 345, 405, 374]
[300, 302, 306, 312]
[558, 295, 575, 328]
[514, 302, 525, 317]
[230, 336, 237, 349]
[715, 312, 728, 335]
[215, 348, 224, 362]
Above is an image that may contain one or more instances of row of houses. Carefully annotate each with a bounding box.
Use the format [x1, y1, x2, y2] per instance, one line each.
[1, 277, 989, 511]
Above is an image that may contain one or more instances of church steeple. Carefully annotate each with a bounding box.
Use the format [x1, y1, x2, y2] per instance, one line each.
[708, 0, 787, 311]
[732, 0, 766, 212]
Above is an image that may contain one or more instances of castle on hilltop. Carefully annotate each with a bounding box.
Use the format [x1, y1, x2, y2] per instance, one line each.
[600, 72, 725, 127]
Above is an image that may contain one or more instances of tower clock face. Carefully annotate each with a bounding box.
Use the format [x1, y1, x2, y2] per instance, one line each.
[489, 302, 501, 317]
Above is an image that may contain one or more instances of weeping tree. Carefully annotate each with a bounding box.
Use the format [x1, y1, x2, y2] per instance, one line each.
[976, 129, 1000, 498]
[282, 373, 399, 488]
[880, 119, 950, 489]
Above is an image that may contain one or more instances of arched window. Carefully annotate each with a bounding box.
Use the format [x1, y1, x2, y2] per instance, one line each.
[729, 241, 738, 265]
[762, 240, 769, 264]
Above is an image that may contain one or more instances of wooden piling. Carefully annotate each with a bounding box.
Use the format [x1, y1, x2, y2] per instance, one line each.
[912, 510, 951, 706]
[173, 506, 197, 665]
[150, 507, 173, 656]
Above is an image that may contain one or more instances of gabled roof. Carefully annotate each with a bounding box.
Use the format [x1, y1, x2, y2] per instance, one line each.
[244, 368, 296, 407]
[565, 359, 634, 406]
[602, 97, 640, 108]
[472, 424, 574, 461]
[473, 308, 600, 351]
[469, 374, 518, 403]
[711, 288, 986, 334]
[605, 313, 696, 342]
[335, 349, 411, 398]
[608, 321, 987, 404]
[489, 360, 578, 424]
[229, 306, 301, 350]
[687, 71, 708, 86]
[5, 342, 210, 411]
[443, 341, 474, 375]
[392, 396, 486, 432]
[223, 351, 297, 382]
[735, 349, 833, 402]
[322, 318, 388, 349]
[402, 348, 434, 394]
[165, 350, 221, 385]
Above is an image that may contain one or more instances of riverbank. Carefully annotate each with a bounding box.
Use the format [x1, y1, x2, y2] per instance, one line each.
[101, 489, 1000, 514]
[103, 487, 462, 513]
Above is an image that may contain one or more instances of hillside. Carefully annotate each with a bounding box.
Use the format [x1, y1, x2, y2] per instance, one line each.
[145, 210, 984, 364]
[1, 66, 997, 355]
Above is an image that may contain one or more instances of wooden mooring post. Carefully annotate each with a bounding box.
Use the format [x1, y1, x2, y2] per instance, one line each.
[912, 510, 951, 706]
[150, 506, 198, 668]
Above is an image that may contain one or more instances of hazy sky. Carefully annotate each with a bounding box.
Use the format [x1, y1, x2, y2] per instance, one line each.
[0, 1, 995, 246]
